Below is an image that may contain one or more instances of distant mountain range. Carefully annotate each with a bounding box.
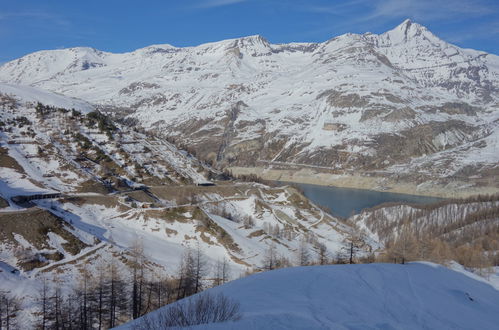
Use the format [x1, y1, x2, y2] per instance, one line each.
[1, 19, 498, 196]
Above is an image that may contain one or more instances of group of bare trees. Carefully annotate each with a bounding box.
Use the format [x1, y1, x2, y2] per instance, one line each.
[28, 242, 233, 330]
[0, 290, 20, 330]
[262, 243, 285, 270]
[1, 241, 234, 330]
[134, 292, 241, 330]
[176, 245, 207, 300]
[176, 244, 231, 298]
[359, 195, 499, 272]
[260, 238, 357, 271]
[37, 262, 132, 329]
[381, 221, 498, 273]
[253, 196, 499, 277]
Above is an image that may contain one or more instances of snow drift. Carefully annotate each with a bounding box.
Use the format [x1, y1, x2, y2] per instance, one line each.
[120, 263, 499, 330]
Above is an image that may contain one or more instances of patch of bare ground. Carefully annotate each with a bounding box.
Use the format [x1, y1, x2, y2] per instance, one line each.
[247, 229, 265, 238]
[68, 195, 129, 212]
[0, 146, 25, 172]
[0, 208, 89, 270]
[146, 206, 195, 223]
[125, 190, 157, 203]
[0, 196, 9, 208]
[149, 184, 250, 201]
[193, 207, 241, 253]
[76, 179, 112, 194]
[40, 244, 106, 273]
[164, 227, 178, 236]
[227, 252, 252, 267]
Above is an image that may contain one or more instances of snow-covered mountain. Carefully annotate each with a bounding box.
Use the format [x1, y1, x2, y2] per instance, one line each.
[1, 20, 498, 196]
[1, 72, 497, 328]
[120, 262, 499, 330]
[0, 85, 365, 327]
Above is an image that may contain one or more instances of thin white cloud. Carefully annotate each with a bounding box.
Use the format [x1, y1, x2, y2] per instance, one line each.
[445, 21, 499, 44]
[302, 0, 498, 23]
[365, 0, 497, 22]
[0, 11, 69, 27]
[304, 0, 371, 15]
[193, 0, 248, 9]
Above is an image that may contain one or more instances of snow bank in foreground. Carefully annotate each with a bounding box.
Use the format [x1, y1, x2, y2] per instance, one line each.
[119, 263, 499, 330]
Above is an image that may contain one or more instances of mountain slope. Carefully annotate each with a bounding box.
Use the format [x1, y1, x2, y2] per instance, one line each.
[349, 194, 499, 267]
[0, 85, 360, 325]
[1, 20, 498, 197]
[120, 262, 499, 330]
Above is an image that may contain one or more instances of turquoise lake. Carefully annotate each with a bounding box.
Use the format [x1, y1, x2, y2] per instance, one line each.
[279, 182, 443, 218]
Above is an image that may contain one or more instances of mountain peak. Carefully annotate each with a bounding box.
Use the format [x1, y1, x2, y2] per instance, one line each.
[382, 19, 439, 45]
[227, 34, 272, 56]
[240, 34, 267, 41]
[397, 18, 424, 34]
[235, 34, 270, 47]
[399, 18, 413, 28]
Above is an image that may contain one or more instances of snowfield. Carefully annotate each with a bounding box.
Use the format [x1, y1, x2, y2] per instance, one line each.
[120, 262, 499, 330]
[0, 83, 93, 114]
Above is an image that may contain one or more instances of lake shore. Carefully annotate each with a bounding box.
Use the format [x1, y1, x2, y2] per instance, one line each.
[228, 166, 499, 199]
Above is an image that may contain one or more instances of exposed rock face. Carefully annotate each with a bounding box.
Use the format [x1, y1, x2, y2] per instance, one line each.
[0, 20, 498, 190]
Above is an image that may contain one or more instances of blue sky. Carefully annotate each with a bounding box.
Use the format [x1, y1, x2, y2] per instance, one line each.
[1, 0, 498, 63]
